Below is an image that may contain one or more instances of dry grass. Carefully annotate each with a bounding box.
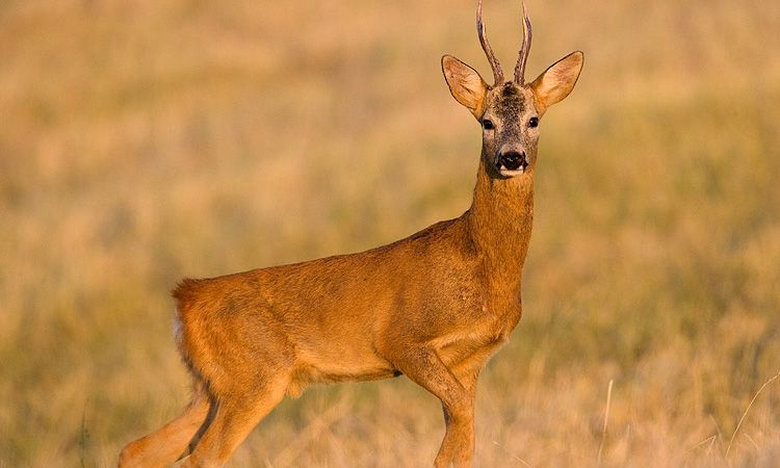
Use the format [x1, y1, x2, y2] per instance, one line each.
[1, 0, 778, 466]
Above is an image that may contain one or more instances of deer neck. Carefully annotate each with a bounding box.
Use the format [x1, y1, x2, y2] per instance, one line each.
[466, 158, 534, 287]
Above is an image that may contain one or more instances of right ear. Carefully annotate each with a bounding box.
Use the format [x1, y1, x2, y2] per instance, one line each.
[442, 55, 488, 119]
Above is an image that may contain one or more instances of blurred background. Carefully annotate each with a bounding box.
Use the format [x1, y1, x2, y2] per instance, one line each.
[0, 0, 778, 466]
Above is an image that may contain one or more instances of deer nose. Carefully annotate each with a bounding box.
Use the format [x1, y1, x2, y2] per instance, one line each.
[498, 151, 527, 171]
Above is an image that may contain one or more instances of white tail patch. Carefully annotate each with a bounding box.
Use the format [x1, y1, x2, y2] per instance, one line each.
[172, 305, 183, 348]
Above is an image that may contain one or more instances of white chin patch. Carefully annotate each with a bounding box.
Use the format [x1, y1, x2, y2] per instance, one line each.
[500, 167, 526, 177]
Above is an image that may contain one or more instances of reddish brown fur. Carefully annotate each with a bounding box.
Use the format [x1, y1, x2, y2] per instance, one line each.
[118, 2, 583, 467]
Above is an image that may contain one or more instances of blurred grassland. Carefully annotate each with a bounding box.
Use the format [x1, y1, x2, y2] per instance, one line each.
[0, 0, 779, 466]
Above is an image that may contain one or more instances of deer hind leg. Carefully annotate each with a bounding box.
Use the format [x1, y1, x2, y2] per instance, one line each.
[395, 348, 476, 468]
[118, 382, 213, 468]
[179, 375, 289, 468]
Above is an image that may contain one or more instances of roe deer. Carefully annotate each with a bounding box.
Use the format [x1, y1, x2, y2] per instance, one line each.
[119, 1, 583, 467]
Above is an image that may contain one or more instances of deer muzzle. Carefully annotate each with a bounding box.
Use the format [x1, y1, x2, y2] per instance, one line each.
[496, 150, 529, 176]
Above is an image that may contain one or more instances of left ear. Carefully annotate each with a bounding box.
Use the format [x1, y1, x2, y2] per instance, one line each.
[530, 51, 584, 114]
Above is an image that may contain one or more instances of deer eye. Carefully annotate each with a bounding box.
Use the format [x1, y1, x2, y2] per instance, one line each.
[482, 119, 495, 130]
[528, 117, 539, 128]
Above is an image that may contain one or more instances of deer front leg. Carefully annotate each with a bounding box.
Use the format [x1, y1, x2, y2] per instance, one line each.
[395, 348, 476, 468]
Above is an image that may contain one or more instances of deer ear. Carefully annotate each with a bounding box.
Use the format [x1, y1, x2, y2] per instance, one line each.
[530, 51, 583, 114]
[442, 55, 488, 118]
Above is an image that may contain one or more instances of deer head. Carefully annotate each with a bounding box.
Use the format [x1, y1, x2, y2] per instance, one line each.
[442, 0, 583, 179]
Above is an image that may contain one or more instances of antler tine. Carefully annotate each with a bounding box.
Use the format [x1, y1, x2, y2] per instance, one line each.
[514, 2, 533, 84]
[477, 0, 504, 86]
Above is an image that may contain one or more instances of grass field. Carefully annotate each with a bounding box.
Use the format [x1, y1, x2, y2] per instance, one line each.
[1, 0, 778, 466]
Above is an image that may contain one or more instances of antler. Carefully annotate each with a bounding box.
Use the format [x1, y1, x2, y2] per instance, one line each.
[476, 0, 504, 85]
[513, 2, 533, 84]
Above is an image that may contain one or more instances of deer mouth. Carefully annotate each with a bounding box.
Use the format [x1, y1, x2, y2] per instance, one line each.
[499, 167, 527, 177]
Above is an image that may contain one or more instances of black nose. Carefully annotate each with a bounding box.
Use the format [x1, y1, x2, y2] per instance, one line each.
[499, 151, 527, 171]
